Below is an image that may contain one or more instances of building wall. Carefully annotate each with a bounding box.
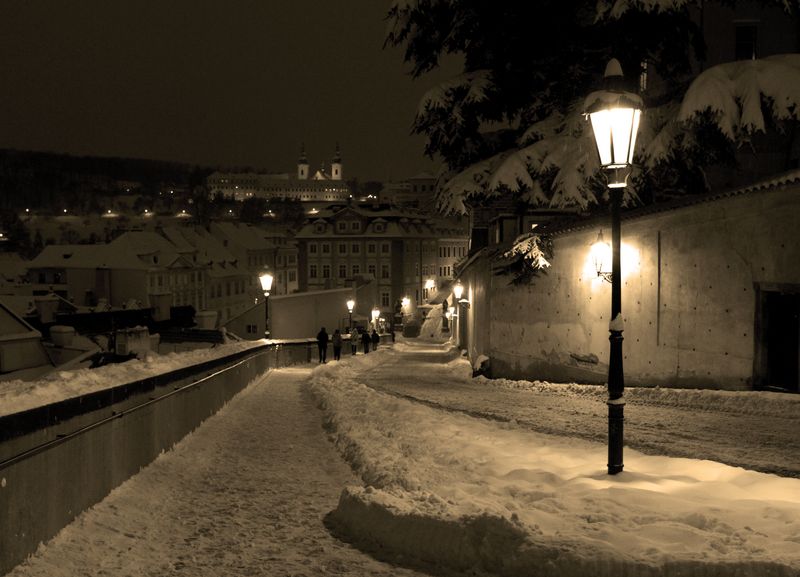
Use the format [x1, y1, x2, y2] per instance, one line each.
[269, 287, 355, 339]
[465, 182, 800, 390]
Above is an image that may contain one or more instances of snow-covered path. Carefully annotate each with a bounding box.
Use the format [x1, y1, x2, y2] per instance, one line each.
[363, 341, 800, 478]
[6, 366, 428, 577]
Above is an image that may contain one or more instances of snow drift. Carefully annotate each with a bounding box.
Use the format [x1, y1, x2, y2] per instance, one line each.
[310, 347, 800, 577]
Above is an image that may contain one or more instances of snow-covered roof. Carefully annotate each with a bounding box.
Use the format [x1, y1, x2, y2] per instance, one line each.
[28, 244, 150, 270]
[211, 222, 275, 251]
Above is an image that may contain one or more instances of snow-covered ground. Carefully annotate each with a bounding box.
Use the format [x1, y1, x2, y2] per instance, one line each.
[6, 366, 430, 577]
[6, 336, 800, 576]
[310, 340, 800, 576]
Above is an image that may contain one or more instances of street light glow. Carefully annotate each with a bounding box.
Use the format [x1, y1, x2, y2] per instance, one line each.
[259, 270, 274, 296]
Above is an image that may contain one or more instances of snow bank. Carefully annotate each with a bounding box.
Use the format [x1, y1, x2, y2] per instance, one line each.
[310, 350, 800, 577]
[417, 304, 451, 341]
[483, 375, 800, 419]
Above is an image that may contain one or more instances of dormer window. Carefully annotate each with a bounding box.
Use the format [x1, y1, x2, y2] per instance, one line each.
[374, 222, 386, 233]
[351, 221, 360, 232]
[315, 223, 325, 233]
[337, 221, 348, 232]
[153, 255, 159, 264]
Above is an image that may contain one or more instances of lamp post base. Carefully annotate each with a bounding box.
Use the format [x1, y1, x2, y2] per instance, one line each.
[607, 398, 625, 475]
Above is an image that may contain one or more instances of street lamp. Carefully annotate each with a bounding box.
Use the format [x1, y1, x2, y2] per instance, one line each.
[346, 298, 355, 332]
[585, 58, 642, 475]
[591, 231, 613, 282]
[259, 269, 274, 338]
[453, 281, 464, 301]
[452, 281, 464, 346]
[371, 306, 380, 332]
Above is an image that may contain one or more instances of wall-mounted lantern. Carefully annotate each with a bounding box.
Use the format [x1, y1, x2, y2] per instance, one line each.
[591, 231, 613, 282]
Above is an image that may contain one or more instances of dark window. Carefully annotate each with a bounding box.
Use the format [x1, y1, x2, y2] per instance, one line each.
[735, 24, 757, 60]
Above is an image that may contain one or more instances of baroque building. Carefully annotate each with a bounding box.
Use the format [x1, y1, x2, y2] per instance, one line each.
[207, 144, 349, 205]
[293, 203, 468, 317]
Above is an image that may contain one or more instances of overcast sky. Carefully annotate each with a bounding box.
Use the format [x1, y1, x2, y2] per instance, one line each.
[0, 1, 458, 182]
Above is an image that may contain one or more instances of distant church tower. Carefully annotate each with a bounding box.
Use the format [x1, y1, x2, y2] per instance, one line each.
[297, 143, 309, 180]
[331, 143, 343, 181]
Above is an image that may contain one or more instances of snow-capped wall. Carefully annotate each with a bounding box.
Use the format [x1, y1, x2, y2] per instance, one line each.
[465, 180, 800, 390]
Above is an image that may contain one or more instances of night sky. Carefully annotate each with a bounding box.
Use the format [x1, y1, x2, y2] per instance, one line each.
[0, 1, 457, 182]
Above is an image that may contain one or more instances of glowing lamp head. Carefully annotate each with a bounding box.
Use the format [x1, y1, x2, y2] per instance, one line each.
[453, 281, 464, 300]
[424, 279, 436, 290]
[371, 307, 380, 321]
[259, 269, 274, 295]
[401, 296, 410, 308]
[346, 298, 355, 313]
[585, 59, 643, 187]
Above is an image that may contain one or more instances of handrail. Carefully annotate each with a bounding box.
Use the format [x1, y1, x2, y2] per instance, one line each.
[0, 347, 274, 473]
[0, 342, 289, 443]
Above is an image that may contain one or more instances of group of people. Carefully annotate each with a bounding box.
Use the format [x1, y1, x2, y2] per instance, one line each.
[315, 326, 381, 363]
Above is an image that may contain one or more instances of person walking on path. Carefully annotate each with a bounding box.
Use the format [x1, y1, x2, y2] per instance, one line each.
[371, 329, 380, 351]
[332, 329, 342, 361]
[350, 328, 359, 355]
[361, 328, 371, 354]
[316, 327, 329, 363]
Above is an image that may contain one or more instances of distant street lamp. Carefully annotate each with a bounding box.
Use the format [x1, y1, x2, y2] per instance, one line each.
[453, 282, 464, 346]
[371, 306, 380, 332]
[259, 269, 274, 338]
[346, 298, 355, 332]
[585, 58, 643, 475]
[453, 281, 464, 301]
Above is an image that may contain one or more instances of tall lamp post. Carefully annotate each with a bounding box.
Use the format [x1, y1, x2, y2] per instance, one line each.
[346, 298, 355, 332]
[585, 58, 642, 475]
[259, 269, 274, 339]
